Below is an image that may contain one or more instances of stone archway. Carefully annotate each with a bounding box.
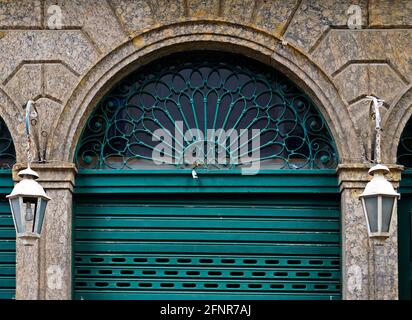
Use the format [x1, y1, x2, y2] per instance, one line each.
[47, 21, 362, 164]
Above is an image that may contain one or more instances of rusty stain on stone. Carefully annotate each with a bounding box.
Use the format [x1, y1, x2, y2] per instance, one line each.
[132, 35, 145, 47]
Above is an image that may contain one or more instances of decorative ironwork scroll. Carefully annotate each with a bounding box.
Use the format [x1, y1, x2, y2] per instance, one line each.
[397, 118, 412, 168]
[75, 52, 338, 170]
[0, 117, 16, 169]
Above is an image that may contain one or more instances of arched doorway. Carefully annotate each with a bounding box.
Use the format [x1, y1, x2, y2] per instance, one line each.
[72, 51, 341, 300]
[0, 116, 16, 299]
[397, 118, 412, 299]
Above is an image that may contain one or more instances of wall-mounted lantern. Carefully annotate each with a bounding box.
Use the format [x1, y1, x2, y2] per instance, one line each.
[359, 96, 400, 239]
[6, 101, 51, 246]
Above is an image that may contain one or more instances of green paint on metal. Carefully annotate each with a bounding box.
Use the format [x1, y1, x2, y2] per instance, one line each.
[399, 170, 412, 300]
[73, 193, 341, 300]
[0, 116, 16, 298]
[0, 118, 15, 170]
[75, 51, 338, 170]
[75, 170, 339, 194]
[0, 171, 15, 299]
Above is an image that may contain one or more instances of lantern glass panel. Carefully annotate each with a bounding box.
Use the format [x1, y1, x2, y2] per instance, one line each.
[364, 196, 378, 233]
[381, 195, 395, 233]
[33, 198, 47, 234]
[9, 197, 23, 234]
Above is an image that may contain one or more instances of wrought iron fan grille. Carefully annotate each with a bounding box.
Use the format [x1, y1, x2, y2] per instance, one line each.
[0, 117, 15, 170]
[75, 52, 338, 170]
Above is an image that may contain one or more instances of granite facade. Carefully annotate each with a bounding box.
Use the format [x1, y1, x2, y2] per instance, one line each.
[0, 0, 411, 300]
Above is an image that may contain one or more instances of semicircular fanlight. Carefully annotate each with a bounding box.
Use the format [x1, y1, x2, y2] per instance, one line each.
[0, 117, 16, 170]
[75, 51, 338, 170]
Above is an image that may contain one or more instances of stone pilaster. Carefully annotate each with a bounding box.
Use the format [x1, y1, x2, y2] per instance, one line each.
[337, 163, 402, 300]
[13, 162, 76, 300]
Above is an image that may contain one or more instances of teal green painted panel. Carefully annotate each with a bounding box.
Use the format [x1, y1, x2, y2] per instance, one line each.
[73, 193, 341, 300]
[75, 170, 339, 194]
[398, 170, 412, 299]
[0, 192, 15, 300]
[398, 179, 412, 300]
[0, 172, 13, 194]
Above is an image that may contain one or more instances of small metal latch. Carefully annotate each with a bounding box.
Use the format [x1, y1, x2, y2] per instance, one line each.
[192, 162, 200, 179]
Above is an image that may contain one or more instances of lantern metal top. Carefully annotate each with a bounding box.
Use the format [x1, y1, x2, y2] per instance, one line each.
[360, 164, 399, 199]
[6, 167, 50, 200]
[368, 164, 389, 175]
[17, 166, 39, 179]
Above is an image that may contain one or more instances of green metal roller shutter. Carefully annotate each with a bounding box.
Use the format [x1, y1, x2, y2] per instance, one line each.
[73, 193, 341, 300]
[0, 195, 15, 299]
[399, 172, 412, 299]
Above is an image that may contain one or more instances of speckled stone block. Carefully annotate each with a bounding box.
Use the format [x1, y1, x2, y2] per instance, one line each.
[44, 63, 79, 104]
[16, 241, 40, 300]
[4, 64, 42, 107]
[40, 188, 73, 300]
[0, 30, 99, 85]
[221, 0, 255, 22]
[187, 0, 220, 18]
[43, 0, 127, 54]
[369, 0, 412, 27]
[150, 0, 186, 23]
[33, 98, 63, 162]
[253, 0, 298, 37]
[110, 0, 154, 34]
[0, 0, 42, 28]
[334, 63, 407, 105]
[312, 30, 412, 83]
[284, 0, 367, 52]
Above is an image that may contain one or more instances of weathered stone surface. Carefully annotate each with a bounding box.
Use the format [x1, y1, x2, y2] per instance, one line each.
[312, 29, 412, 82]
[347, 99, 374, 161]
[369, 0, 412, 27]
[0, 0, 42, 28]
[43, 0, 127, 53]
[334, 63, 407, 105]
[15, 241, 40, 300]
[221, 0, 255, 22]
[33, 98, 63, 162]
[0, 30, 98, 85]
[4, 64, 42, 107]
[110, 0, 154, 35]
[253, 0, 298, 37]
[187, 0, 220, 18]
[44, 64, 79, 104]
[150, 0, 185, 23]
[40, 188, 73, 300]
[284, 0, 367, 52]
